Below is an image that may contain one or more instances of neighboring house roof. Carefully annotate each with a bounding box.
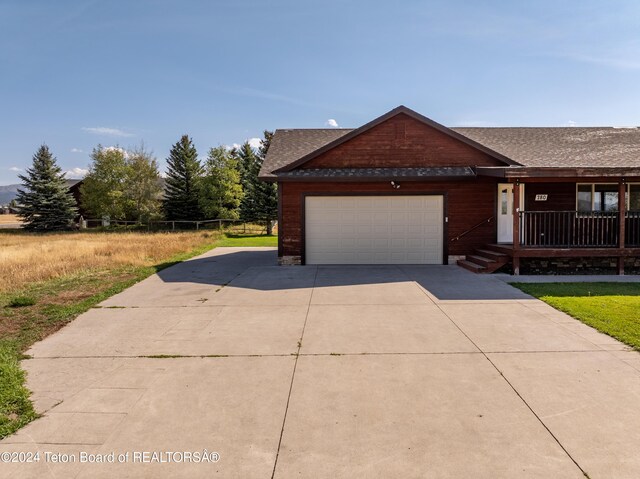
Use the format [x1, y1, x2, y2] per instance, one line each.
[260, 106, 640, 180]
[65, 179, 83, 188]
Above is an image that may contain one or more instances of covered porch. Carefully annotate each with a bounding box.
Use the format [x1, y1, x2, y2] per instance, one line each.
[477, 167, 640, 275]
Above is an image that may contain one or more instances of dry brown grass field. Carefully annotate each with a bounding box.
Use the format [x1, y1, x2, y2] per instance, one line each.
[0, 229, 233, 438]
[0, 230, 220, 293]
[0, 214, 22, 225]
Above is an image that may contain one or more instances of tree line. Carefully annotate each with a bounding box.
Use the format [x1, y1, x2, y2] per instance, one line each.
[15, 132, 277, 232]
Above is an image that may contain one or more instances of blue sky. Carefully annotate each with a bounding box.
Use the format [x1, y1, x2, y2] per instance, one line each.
[1, 0, 639, 184]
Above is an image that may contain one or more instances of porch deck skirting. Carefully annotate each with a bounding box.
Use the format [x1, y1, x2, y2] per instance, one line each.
[491, 244, 640, 258]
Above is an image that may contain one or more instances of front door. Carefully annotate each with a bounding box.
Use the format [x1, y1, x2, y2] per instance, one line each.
[497, 184, 513, 243]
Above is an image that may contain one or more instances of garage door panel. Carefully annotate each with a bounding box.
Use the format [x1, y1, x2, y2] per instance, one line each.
[305, 195, 443, 265]
[390, 212, 409, 225]
[373, 238, 391, 248]
[391, 238, 407, 249]
[408, 224, 426, 236]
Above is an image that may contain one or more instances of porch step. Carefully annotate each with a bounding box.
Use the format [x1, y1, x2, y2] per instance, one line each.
[475, 249, 509, 262]
[485, 244, 515, 255]
[457, 259, 487, 273]
[466, 254, 498, 268]
[458, 244, 511, 274]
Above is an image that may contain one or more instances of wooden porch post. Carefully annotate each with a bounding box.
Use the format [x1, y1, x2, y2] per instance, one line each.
[512, 179, 520, 275]
[618, 180, 626, 275]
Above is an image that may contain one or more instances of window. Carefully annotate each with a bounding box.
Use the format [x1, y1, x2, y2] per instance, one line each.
[577, 184, 620, 212]
[501, 188, 508, 214]
[596, 184, 619, 212]
[577, 185, 592, 212]
[630, 184, 640, 211]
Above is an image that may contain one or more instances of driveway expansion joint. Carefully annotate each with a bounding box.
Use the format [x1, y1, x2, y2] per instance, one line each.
[270, 265, 319, 479]
[423, 289, 590, 478]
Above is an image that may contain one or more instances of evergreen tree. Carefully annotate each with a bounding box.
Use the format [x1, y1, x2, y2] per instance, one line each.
[237, 142, 259, 220]
[200, 146, 243, 219]
[16, 145, 77, 231]
[237, 131, 278, 234]
[81, 146, 128, 220]
[163, 135, 203, 220]
[254, 131, 278, 234]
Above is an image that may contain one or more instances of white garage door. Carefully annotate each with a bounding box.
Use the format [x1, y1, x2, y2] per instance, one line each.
[305, 195, 443, 264]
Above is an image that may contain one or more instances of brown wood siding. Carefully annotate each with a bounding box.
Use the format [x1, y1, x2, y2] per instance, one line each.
[279, 179, 498, 260]
[525, 182, 576, 211]
[301, 113, 506, 169]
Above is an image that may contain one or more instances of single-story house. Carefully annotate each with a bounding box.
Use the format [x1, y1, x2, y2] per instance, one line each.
[259, 106, 640, 274]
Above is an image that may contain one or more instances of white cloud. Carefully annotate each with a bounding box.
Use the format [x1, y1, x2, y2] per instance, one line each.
[103, 146, 126, 153]
[325, 119, 339, 128]
[101, 146, 130, 158]
[64, 167, 89, 178]
[247, 137, 262, 149]
[9, 166, 22, 172]
[566, 120, 578, 127]
[82, 126, 134, 137]
[225, 140, 262, 151]
[70, 148, 84, 153]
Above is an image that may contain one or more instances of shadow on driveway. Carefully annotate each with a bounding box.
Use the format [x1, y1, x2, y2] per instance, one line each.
[155, 249, 530, 301]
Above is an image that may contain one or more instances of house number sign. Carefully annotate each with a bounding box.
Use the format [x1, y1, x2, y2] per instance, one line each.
[535, 194, 548, 201]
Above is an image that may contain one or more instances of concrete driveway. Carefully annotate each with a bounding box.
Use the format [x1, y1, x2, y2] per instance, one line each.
[3, 247, 640, 478]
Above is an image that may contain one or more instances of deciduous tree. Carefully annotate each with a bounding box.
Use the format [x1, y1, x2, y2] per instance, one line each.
[123, 147, 163, 222]
[81, 146, 128, 220]
[200, 146, 243, 219]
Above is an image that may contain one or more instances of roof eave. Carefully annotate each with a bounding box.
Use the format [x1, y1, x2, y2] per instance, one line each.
[477, 166, 640, 178]
[273, 175, 478, 183]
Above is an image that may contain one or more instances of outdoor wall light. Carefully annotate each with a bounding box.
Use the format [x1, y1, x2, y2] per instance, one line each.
[390, 181, 401, 189]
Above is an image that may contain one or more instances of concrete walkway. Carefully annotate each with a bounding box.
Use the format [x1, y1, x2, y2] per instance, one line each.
[3, 247, 640, 478]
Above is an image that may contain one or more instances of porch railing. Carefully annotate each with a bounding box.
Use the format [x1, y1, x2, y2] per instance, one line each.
[627, 211, 640, 246]
[519, 211, 621, 248]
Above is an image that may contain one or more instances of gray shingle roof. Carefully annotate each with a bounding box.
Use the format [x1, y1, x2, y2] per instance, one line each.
[260, 129, 353, 178]
[260, 126, 640, 179]
[452, 127, 640, 168]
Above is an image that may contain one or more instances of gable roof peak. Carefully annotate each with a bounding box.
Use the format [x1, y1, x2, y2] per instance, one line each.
[272, 105, 519, 173]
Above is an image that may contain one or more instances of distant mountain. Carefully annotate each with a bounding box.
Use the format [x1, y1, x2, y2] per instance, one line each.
[0, 184, 20, 205]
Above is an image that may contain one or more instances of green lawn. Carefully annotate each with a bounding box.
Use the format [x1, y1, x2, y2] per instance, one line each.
[216, 234, 277, 247]
[0, 232, 275, 439]
[512, 282, 640, 350]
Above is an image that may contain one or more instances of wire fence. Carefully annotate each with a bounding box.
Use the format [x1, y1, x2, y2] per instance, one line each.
[80, 218, 276, 235]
